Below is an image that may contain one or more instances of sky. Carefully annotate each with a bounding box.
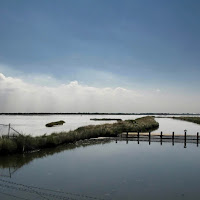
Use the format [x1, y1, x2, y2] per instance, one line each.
[0, 0, 200, 113]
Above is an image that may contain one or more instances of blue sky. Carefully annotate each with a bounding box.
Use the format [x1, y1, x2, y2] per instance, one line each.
[0, 0, 200, 112]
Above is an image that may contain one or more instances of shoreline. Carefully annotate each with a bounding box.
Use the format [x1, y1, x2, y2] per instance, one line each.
[0, 116, 159, 155]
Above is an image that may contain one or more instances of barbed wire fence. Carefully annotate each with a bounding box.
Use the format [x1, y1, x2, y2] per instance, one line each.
[0, 124, 23, 178]
[0, 123, 22, 138]
[0, 178, 109, 200]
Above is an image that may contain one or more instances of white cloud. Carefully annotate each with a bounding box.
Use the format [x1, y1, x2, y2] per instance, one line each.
[0, 73, 199, 113]
[156, 89, 161, 92]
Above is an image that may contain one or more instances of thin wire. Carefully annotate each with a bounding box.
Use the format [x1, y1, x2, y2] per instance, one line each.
[0, 189, 31, 200]
[10, 127, 22, 136]
[0, 183, 77, 200]
[0, 124, 8, 126]
[0, 179, 107, 200]
[0, 181, 51, 200]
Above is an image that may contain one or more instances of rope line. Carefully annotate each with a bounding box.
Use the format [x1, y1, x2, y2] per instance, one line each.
[0, 179, 107, 200]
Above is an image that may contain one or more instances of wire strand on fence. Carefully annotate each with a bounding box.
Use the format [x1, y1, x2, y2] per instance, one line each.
[0, 124, 9, 126]
[0, 179, 107, 200]
[0, 124, 22, 138]
[0, 183, 77, 200]
[0, 189, 31, 200]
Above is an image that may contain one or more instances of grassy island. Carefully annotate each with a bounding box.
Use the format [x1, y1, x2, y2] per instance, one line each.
[90, 118, 122, 121]
[172, 117, 200, 125]
[0, 116, 159, 155]
[45, 120, 65, 127]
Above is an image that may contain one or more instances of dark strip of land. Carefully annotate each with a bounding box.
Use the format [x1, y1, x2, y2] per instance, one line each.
[0, 113, 199, 115]
[90, 118, 122, 121]
[172, 117, 200, 125]
[0, 116, 159, 155]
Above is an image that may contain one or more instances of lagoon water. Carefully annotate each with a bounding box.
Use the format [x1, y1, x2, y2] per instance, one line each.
[0, 139, 200, 200]
[0, 114, 145, 136]
[0, 114, 200, 136]
[0, 115, 200, 199]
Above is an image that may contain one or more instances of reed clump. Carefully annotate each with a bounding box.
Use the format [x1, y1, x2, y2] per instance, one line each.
[0, 116, 158, 155]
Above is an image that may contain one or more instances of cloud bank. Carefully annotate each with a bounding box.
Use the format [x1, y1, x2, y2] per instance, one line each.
[0, 73, 199, 113]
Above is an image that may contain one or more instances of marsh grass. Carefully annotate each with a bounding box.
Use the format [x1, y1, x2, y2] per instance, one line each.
[90, 118, 122, 121]
[172, 117, 200, 125]
[0, 116, 159, 155]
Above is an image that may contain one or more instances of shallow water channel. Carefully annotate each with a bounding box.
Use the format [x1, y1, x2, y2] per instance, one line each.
[0, 138, 200, 200]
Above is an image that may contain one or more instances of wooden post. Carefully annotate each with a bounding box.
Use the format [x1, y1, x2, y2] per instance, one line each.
[9, 167, 11, 178]
[8, 123, 11, 138]
[184, 130, 187, 148]
[160, 131, 162, 145]
[149, 132, 151, 145]
[137, 132, 139, 144]
[197, 132, 199, 147]
[126, 132, 128, 138]
[172, 132, 174, 146]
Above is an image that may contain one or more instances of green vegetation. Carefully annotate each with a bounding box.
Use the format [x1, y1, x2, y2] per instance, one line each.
[90, 118, 122, 121]
[172, 117, 200, 125]
[45, 120, 65, 127]
[0, 116, 159, 155]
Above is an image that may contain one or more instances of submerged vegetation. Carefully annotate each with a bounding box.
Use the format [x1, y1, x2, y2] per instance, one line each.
[172, 117, 200, 125]
[45, 120, 65, 127]
[0, 116, 158, 155]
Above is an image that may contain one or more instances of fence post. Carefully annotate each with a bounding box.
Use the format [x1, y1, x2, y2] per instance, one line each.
[172, 132, 174, 140]
[197, 132, 199, 147]
[184, 130, 187, 148]
[8, 123, 11, 138]
[172, 132, 174, 146]
[126, 132, 128, 138]
[149, 132, 151, 145]
[160, 131, 162, 145]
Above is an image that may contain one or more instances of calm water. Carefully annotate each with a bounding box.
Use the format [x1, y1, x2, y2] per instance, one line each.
[152, 118, 200, 135]
[0, 115, 145, 136]
[0, 114, 200, 136]
[0, 139, 200, 200]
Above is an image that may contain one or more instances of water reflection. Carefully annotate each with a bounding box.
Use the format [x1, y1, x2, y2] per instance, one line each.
[0, 139, 112, 178]
[1, 136, 199, 179]
[1, 139, 200, 200]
